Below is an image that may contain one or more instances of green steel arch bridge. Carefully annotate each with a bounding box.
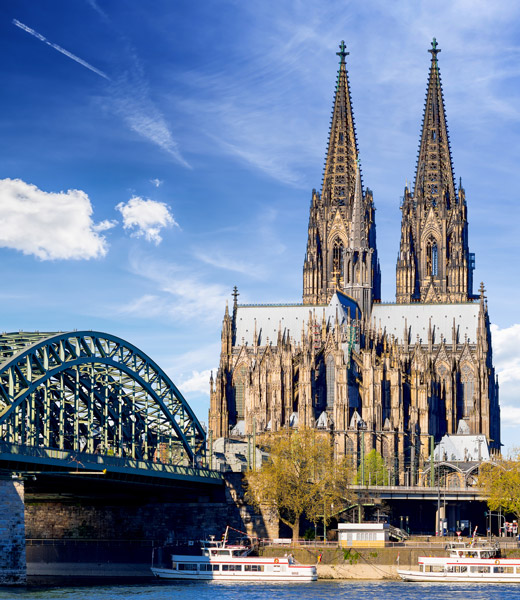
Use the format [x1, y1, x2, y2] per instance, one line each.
[0, 331, 221, 486]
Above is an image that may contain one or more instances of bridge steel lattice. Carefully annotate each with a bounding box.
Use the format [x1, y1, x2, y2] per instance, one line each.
[0, 331, 213, 481]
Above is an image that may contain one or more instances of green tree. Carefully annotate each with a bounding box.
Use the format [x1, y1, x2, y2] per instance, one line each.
[479, 452, 520, 519]
[356, 449, 389, 485]
[244, 427, 354, 540]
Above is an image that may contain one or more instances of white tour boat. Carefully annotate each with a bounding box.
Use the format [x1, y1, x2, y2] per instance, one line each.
[398, 540, 520, 583]
[151, 527, 318, 582]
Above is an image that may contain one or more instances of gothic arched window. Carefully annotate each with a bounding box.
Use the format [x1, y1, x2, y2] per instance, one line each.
[233, 366, 247, 420]
[326, 355, 335, 409]
[461, 364, 474, 417]
[426, 236, 438, 276]
[332, 238, 344, 283]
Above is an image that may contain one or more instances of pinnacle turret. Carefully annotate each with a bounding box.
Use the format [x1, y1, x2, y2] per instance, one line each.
[349, 161, 367, 249]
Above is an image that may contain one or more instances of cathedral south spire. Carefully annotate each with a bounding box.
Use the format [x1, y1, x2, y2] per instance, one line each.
[396, 39, 475, 304]
[303, 42, 380, 308]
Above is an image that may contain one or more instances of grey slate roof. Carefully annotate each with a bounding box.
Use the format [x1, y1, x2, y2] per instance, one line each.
[371, 302, 480, 344]
[234, 296, 480, 348]
[434, 434, 489, 462]
[235, 292, 360, 347]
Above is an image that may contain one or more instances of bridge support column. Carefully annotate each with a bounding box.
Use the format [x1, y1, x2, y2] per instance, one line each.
[0, 477, 26, 585]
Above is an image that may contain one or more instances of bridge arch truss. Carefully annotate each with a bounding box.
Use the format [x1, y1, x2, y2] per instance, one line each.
[0, 331, 207, 467]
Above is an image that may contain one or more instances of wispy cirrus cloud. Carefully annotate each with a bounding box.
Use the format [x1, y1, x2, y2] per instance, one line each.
[13, 18, 190, 167]
[120, 256, 230, 323]
[111, 80, 190, 168]
[171, 0, 520, 191]
[85, 0, 109, 22]
[0, 178, 108, 260]
[194, 249, 267, 279]
[108, 44, 191, 168]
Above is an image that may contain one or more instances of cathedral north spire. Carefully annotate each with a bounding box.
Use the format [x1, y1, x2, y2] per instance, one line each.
[413, 38, 456, 205]
[396, 39, 475, 304]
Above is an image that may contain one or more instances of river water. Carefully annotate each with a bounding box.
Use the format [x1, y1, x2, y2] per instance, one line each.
[2, 581, 520, 600]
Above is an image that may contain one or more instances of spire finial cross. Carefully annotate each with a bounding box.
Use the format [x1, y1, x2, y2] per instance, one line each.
[232, 286, 239, 307]
[336, 40, 349, 64]
[428, 37, 441, 59]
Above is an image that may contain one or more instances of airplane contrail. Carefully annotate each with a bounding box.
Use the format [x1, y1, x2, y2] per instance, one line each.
[13, 19, 110, 81]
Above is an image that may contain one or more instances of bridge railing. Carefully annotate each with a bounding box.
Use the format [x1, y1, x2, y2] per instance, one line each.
[0, 440, 222, 481]
[350, 483, 481, 493]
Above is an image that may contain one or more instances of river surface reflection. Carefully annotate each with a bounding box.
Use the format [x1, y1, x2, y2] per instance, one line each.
[2, 580, 520, 600]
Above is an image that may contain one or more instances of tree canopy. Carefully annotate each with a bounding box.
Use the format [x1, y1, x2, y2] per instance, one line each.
[478, 452, 520, 519]
[244, 427, 354, 540]
[356, 449, 389, 486]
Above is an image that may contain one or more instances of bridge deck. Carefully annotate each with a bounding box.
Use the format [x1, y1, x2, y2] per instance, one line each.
[0, 441, 223, 486]
[351, 484, 483, 501]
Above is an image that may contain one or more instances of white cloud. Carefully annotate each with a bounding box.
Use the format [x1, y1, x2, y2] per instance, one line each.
[0, 178, 108, 260]
[179, 369, 212, 396]
[116, 196, 177, 244]
[150, 178, 163, 188]
[500, 405, 520, 426]
[93, 219, 118, 232]
[491, 323, 520, 386]
[490, 323, 520, 440]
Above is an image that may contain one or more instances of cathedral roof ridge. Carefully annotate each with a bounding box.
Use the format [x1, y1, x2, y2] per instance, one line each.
[237, 302, 325, 308]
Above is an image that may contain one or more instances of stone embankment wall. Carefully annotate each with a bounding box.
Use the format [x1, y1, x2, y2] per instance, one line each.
[25, 474, 277, 545]
[0, 478, 26, 584]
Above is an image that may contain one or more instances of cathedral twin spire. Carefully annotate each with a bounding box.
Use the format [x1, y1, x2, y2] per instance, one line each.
[321, 40, 359, 206]
[303, 41, 380, 309]
[303, 38, 475, 311]
[396, 38, 474, 304]
[413, 38, 456, 204]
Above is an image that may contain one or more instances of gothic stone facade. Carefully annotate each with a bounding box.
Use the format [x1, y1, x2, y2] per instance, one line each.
[209, 40, 500, 481]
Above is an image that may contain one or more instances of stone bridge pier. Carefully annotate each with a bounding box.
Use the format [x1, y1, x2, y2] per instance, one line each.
[0, 477, 26, 584]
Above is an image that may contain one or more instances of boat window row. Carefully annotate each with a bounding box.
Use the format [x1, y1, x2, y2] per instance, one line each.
[177, 563, 199, 571]
[426, 565, 519, 574]
[175, 563, 267, 572]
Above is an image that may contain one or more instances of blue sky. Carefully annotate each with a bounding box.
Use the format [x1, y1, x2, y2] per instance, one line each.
[1, 0, 519, 450]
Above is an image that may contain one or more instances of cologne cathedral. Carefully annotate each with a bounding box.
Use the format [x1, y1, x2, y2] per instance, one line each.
[209, 40, 500, 479]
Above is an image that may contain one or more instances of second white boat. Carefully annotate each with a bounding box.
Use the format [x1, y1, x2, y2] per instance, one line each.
[398, 541, 520, 583]
[151, 527, 318, 582]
